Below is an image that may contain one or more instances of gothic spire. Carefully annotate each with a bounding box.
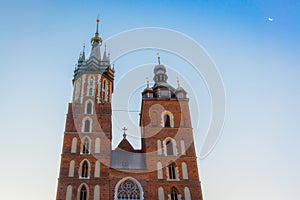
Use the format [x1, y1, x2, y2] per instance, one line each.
[89, 17, 102, 60]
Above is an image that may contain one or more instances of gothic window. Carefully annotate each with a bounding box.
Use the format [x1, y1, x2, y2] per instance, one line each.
[71, 137, 77, 153]
[83, 119, 91, 132]
[102, 80, 108, 101]
[86, 102, 92, 114]
[89, 78, 94, 86]
[164, 138, 177, 156]
[164, 114, 170, 127]
[158, 187, 164, 200]
[180, 140, 186, 155]
[68, 160, 75, 177]
[182, 162, 188, 180]
[161, 111, 174, 127]
[95, 138, 101, 153]
[94, 185, 100, 200]
[157, 140, 162, 155]
[66, 185, 72, 200]
[157, 162, 163, 179]
[95, 160, 100, 178]
[170, 187, 179, 200]
[184, 187, 191, 200]
[89, 88, 93, 96]
[80, 185, 87, 200]
[82, 138, 90, 154]
[115, 178, 142, 200]
[166, 141, 173, 155]
[168, 162, 176, 180]
[80, 160, 89, 178]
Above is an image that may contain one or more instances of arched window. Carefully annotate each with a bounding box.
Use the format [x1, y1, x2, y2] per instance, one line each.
[158, 187, 164, 200]
[182, 162, 188, 180]
[89, 78, 94, 87]
[102, 80, 108, 101]
[157, 140, 162, 155]
[86, 102, 92, 114]
[95, 160, 100, 178]
[83, 119, 91, 132]
[180, 140, 186, 155]
[157, 162, 163, 179]
[94, 185, 100, 200]
[166, 141, 173, 155]
[115, 177, 143, 200]
[80, 185, 87, 200]
[82, 138, 90, 154]
[161, 111, 174, 127]
[164, 138, 177, 156]
[71, 137, 77, 153]
[170, 187, 178, 200]
[168, 162, 176, 180]
[80, 160, 89, 178]
[95, 138, 101, 153]
[184, 187, 191, 200]
[88, 88, 93, 96]
[68, 160, 75, 177]
[164, 114, 170, 127]
[66, 185, 72, 200]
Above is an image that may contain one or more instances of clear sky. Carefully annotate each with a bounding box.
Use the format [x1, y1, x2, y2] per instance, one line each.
[0, 0, 299, 199]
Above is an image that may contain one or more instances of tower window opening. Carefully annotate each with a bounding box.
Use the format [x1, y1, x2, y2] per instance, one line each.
[86, 102, 92, 114]
[80, 185, 87, 200]
[166, 141, 174, 155]
[164, 114, 170, 127]
[168, 162, 176, 180]
[81, 161, 89, 178]
[88, 88, 93, 96]
[84, 120, 91, 132]
[82, 138, 90, 154]
[170, 187, 178, 200]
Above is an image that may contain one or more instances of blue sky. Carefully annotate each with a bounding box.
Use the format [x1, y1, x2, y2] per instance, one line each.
[0, 0, 299, 199]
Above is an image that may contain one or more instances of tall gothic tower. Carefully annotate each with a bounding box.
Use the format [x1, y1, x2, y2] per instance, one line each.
[56, 19, 203, 200]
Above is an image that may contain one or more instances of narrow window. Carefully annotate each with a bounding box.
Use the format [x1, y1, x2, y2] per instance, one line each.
[95, 138, 100, 153]
[182, 162, 188, 180]
[86, 102, 92, 114]
[170, 187, 178, 200]
[94, 185, 100, 200]
[82, 138, 89, 154]
[68, 160, 75, 177]
[158, 187, 164, 200]
[157, 140, 162, 155]
[81, 161, 89, 178]
[168, 162, 176, 180]
[184, 187, 191, 200]
[95, 161, 100, 178]
[84, 120, 90, 132]
[166, 141, 173, 156]
[66, 185, 72, 200]
[71, 137, 77, 153]
[180, 140, 186, 155]
[89, 88, 93, 96]
[80, 185, 87, 200]
[157, 162, 163, 179]
[164, 114, 170, 127]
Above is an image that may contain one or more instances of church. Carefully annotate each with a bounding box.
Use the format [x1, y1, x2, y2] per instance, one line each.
[56, 19, 204, 200]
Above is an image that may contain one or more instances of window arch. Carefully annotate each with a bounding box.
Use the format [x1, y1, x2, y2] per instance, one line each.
[157, 140, 162, 155]
[94, 185, 100, 200]
[82, 117, 92, 133]
[71, 137, 77, 153]
[158, 187, 164, 200]
[161, 111, 174, 127]
[85, 100, 94, 114]
[182, 162, 188, 180]
[79, 160, 90, 179]
[184, 187, 191, 200]
[163, 138, 177, 156]
[66, 185, 72, 200]
[114, 177, 144, 200]
[157, 162, 163, 179]
[94, 160, 100, 178]
[95, 138, 100, 153]
[77, 183, 89, 200]
[81, 137, 90, 154]
[68, 160, 75, 177]
[168, 162, 176, 180]
[102, 80, 108, 102]
[170, 187, 179, 200]
[180, 140, 186, 155]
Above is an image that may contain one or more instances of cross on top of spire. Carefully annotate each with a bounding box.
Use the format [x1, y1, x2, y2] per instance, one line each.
[122, 127, 128, 138]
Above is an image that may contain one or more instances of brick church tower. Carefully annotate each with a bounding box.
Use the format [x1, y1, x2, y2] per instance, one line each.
[56, 19, 203, 200]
